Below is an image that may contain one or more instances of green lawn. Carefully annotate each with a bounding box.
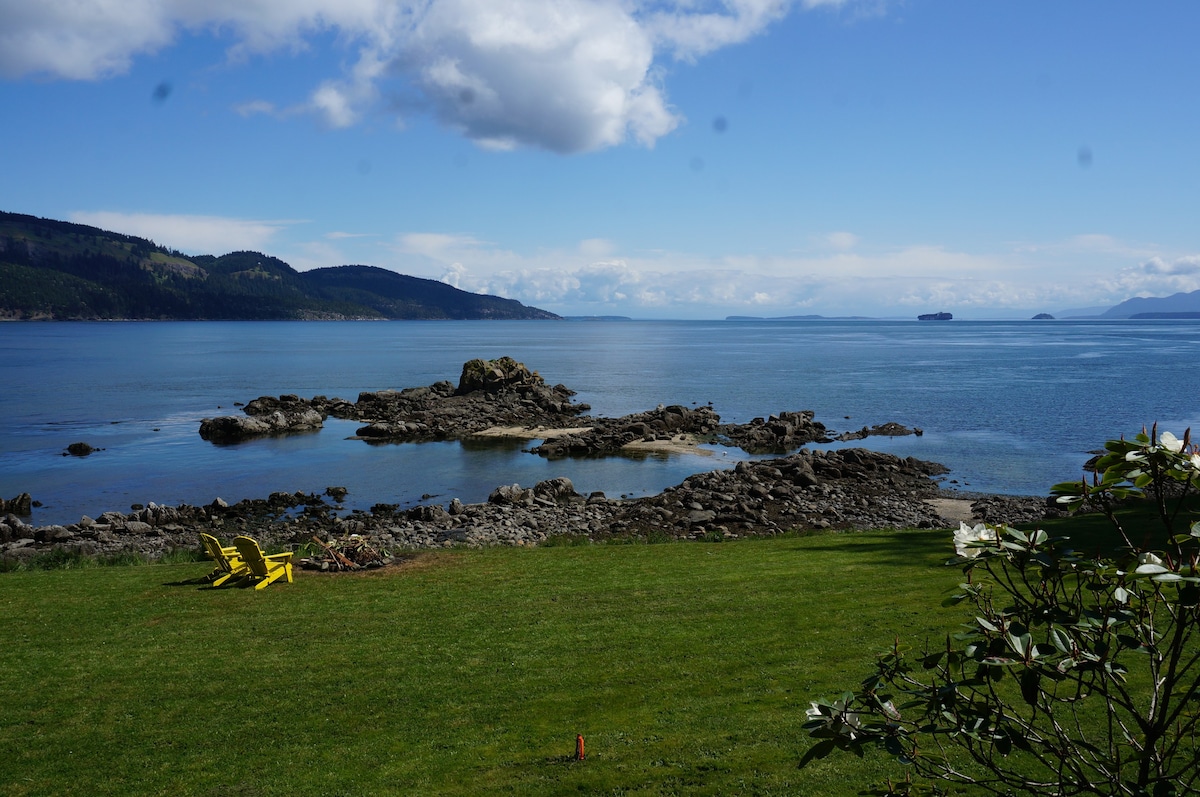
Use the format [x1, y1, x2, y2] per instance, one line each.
[0, 519, 1124, 796]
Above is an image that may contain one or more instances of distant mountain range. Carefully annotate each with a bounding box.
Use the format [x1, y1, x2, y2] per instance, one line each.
[1055, 290, 1200, 320]
[1098, 290, 1200, 319]
[0, 211, 559, 321]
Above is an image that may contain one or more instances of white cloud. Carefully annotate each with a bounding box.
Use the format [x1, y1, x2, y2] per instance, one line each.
[311, 81, 362, 128]
[325, 231, 373, 240]
[1099, 256, 1200, 299]
[0, 0, 873, 152]
[439, 263, 468, 288]
[0, 2, 174, 80]
[362, 230, 1200, 317]
[233, 99, 278, 117]
[398, 232, 491, 259]
[68, 211, 290, 255]
[645, 0, 792, 61]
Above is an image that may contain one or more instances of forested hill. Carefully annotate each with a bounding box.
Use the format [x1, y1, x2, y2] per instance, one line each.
[0, 211, 559, 321]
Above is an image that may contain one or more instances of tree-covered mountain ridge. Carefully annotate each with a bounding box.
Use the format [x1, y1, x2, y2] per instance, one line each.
[0, 211, 560, 321]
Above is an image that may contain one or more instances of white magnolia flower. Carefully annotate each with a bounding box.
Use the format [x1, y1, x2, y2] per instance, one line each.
[1138, 552, 1164, 566]
[954, 522, 998, 558]
[1190, 453, 1200, 472]
[1159, 431, 1184, 453]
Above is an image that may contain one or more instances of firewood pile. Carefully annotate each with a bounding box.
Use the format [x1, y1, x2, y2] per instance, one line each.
[300, 534, 395, 571]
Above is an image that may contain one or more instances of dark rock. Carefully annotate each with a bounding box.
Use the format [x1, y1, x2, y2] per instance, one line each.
[199, 395, 325, 442]
[1, 493, 32, 515]
[66, 442, 95, 456]
[716, 410, 830, 453]
[488, 484, 534, 506]
[534, 404, 720, 458]
[837, 422, 922, 442]
[457, 356, 539, 394]
[331, 359, 589, 444]
[533, 477, 581, 504]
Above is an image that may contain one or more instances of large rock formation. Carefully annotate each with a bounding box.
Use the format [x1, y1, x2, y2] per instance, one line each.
[199, 394, 326, 443]
[197, 358, 923, 461]
[343, 358, 589, 443]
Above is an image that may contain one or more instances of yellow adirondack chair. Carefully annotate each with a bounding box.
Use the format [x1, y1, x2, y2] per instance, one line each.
[232, 536, 294, 590]
[199, 532, 249, 586]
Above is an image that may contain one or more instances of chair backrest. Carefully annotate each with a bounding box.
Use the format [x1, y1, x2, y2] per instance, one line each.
[200, 533, 235, 566]
[232, 536, 271, 577]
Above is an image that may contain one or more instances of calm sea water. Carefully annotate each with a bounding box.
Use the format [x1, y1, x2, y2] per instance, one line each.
[2, 319, 1199, 526]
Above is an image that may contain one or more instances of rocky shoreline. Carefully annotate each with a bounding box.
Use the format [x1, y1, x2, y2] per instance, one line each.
[3, 358, 1064, 566]
[0, 451, 1062, 567]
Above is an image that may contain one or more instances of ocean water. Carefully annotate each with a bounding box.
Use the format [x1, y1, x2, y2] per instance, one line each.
[2, 319, 1199, 526]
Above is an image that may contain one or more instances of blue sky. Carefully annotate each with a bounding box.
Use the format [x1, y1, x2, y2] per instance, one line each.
[2, 0, 1198, 319]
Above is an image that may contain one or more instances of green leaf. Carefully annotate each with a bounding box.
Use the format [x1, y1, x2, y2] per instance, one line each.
[1007, 632, 1031, 657]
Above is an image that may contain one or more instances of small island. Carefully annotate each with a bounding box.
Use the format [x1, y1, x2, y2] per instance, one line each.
[918, 312, 953, 321]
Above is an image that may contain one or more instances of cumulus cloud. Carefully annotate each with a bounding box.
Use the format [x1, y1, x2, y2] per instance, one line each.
[378, 232, 1163, 317]
[1099, 256, 1200, 299]
[68, 211, 291, 255]
[0, 0, 866, 152]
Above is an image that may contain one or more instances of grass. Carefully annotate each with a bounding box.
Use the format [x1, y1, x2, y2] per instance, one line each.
[0, 503, 1181, 796]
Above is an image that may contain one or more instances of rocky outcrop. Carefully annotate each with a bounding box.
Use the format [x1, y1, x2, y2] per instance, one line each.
[716, 410, 832, 453]
[333, 359, 590, 443]
[456, 356, 540, 394]
[1, 494, 32, 516]
[198, 359, 593, 445]
[196, 359, 925, 463]
[533, 405, 721, 458]
[199, 394, 326, 442]
[836, 422, 923, 442]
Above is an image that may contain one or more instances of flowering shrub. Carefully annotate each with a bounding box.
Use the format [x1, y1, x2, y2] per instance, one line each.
[802, 426, 1200, 796]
